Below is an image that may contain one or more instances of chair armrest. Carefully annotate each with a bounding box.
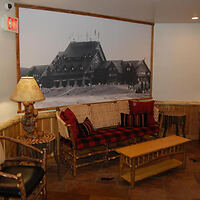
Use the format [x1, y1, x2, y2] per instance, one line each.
[0, 171, 18, 180]
[41, 148, 47, 171]
[0, 136, 47, 170]
[154, 106, 160, 123]
[5, 157, 42, 164]
[0, 136, 43, 154]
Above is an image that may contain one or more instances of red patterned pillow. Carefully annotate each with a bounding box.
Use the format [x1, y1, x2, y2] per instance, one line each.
[79, 117, 95, 137]
[60, 108, 80, 139]
[63, 108, 78, 122]
[129, 100, 155, 125]
[60, 111, 66, 121]
[121, 113, 147, 128]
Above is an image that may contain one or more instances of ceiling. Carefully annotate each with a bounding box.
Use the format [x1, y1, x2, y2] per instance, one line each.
[14, 0, 200, 23]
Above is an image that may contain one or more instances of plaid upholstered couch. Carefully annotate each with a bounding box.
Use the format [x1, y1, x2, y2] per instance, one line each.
[56, 99, 160, 176]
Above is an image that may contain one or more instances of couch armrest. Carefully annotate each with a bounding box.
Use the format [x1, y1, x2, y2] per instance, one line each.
[154, 106, 160, 123]
[56, 110, 70, 139]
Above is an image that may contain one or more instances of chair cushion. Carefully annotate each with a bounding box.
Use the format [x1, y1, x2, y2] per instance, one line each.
[0, 142, 5, 165]
[0, 166, 45, 198]
[79, 117, 95, 137]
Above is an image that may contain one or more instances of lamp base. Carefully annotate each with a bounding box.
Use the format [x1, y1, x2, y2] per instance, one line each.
[22, 102, 39, 138]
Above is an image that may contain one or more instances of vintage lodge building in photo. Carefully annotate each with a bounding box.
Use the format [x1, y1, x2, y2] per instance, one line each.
[23, 41, 151, 91]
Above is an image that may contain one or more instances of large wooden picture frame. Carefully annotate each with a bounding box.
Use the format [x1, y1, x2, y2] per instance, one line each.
[15, 4, 154, 111]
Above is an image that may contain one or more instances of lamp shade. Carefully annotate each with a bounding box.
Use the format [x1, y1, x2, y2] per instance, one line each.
[10, 77, 45, 102]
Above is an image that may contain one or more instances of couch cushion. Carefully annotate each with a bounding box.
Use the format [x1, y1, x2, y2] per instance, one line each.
[140, 124, 160, 135]
[129, 100, 155, 125]
[121, 113, 147, 127]
[75, 127, 138, 150]
[0, 166, 44, 198]
[96, 127, 145, 137]
[79, 117, 95, 137]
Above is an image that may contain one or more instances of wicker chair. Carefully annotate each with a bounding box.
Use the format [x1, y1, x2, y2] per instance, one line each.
[0, 136, 47, 200]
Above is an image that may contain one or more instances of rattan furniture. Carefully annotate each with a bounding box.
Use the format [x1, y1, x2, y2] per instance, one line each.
[56, 100, 160, 176]
[116, 135, 190, 188]
[0, 136, 47, 200]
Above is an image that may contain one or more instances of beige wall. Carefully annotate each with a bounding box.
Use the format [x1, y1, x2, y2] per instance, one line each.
[0, 2, 18, 122]
[153, 23, 200, 101]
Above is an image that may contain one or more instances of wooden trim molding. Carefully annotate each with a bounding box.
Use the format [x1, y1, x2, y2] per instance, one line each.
[14, 3, 154, 112]
[15, 3, 154, 26]
[155, 100, 200, 106]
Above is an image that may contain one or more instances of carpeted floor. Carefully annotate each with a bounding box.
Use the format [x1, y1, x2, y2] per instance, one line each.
[46, 140, 200, 200]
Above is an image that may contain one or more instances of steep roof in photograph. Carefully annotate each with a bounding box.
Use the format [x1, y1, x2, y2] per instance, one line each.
[111, 60, 123, 73]
[64, 41, 104, 58]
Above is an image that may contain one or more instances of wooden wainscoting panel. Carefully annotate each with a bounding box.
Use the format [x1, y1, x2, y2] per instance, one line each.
[5, 136, 17, 158]
[42, 118, 52, 133]
[0, 112, 59, 158]
[2, 127, 20, 158]
[36, 119, 42, 132]
[2, 124, 20, 138]
[19, 119, 27, 136]
[52, 117, 58, 134]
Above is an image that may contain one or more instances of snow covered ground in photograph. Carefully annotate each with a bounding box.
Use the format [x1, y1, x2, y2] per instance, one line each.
[35, 85, 150, 108]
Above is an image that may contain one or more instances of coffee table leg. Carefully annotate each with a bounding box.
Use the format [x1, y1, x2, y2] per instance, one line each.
[130, 158, 135, 188]
[119, 154, 123, 181]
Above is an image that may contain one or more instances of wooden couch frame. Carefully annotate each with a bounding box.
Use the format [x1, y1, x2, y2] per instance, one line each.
[56, 103, 158, 176]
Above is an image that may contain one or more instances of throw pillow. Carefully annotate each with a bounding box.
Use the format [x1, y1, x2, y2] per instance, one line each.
[121, 113, 147, 128]
[79, 117, 95, 137]
[129, 100, 155, 125]
[63, 108, 79, 123]
[60, 111, 66, 121]
[60, 108, 80, 139]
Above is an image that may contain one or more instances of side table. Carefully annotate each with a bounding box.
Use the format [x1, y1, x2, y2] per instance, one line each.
[159, 111, 186, 137]
[17, 132, 60, 178]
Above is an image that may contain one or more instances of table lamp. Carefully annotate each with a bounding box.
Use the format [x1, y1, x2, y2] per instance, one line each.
[10, 77, 45, 138]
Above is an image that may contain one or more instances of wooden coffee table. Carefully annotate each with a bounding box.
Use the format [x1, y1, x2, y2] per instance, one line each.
[116, 135, 191, 187]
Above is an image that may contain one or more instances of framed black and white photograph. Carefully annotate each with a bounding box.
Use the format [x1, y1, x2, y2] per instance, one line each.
[16, 5, 153, 110]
